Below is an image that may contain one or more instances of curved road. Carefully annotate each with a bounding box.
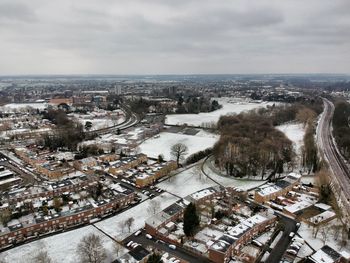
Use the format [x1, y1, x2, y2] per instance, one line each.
[86, 106, 140, 136]
[317, 98, 350, 214]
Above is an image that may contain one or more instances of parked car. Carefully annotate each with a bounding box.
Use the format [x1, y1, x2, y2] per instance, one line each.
[126, 241, 134, 247]
[146, 234, 152, 239]
[134, 230, 141, 236]
[286, 249, 298, 255]
[292, 237, 304, 244]
[169, 244, 176, 250]
[131, 243, 140, 248]
[252, 240, 263, 247]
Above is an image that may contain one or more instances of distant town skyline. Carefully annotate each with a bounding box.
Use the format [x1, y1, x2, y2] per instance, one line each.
[1, 0, 349, 75]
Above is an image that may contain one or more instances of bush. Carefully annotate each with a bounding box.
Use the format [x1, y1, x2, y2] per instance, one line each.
[186, 148, 212, 165]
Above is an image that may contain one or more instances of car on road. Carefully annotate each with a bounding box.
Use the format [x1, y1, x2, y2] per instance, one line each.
[146, 234, 152, 239]
[289, 232, 295, 238]
[169, 244, 176, 250]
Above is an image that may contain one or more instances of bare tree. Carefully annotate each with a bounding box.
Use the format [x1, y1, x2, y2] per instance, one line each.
[296, 107, 317, 127]
[312, 224, 320, 238]
[332, 224, 342, 241]
[118, 221, 126, 233]
[0, 209, 11, 227]
[320, 225, 330, 245]
[341, 226, 349, 248]
[170, 143, 188, 167]
[147, 200, 161, 215]
[125, 217, 135, 233]
[76, 233, 107, 263]
[113, 239, 121, 258]
[190, 165, 203, 181]
[31, 249, 52, 263]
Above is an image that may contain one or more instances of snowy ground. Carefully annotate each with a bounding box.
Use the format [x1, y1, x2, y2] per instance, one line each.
[0, 225, 127, 263]
[301, 175, 316, 185]
[139, 132, 218, 160]
[79, 118, 124, 131]
[157, 165, 217, 198]
[70, 116, 125, 131]
[202, 159, 266, 190]
[298, 220, 350, 252]
[165, 98, 276, 127]
[94, 192, 179, 241]
[276, 122, 305, 157]
[0, 103, 48, 112]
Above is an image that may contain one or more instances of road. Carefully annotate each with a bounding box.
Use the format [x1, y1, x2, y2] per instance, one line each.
[316, 98, 350, 214]
[123, 231, 211, 263]
[264, 213, 297, 263]
[86, 106, 140, 136]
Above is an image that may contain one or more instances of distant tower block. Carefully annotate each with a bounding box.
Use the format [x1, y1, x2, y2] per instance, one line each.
[168, 86, 177, 96]
[115, 85, 122, 95]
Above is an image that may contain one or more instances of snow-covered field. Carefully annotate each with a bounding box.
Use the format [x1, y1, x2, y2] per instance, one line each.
[139, 132, 218, 160]
[0, 103, 48, 112]
[94, 192, 179, 241]
[69, 115, 125, 131]
[276, 122, 305, 156]
[165, 98, 276, 127]
[0, 225, 126, 263]
[157, 166, 217, 198]
[78, 118, 123, 131]
[202, 160, 266, 190]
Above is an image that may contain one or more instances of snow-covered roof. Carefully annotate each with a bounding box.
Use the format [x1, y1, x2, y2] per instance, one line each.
[284, 200, 313, 214]
[256, 183, 282, 196]
[314, 203, 332, 211]
[308, 210, 336, 224]
[310, 250, 336, 263]
[190, 188, 217, 200]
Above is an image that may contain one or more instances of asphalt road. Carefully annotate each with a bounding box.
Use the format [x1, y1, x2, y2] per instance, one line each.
[316, 98, 350, 212]
[264, 213, 297, 263]
[123, 231, 211, 263]
[87, 106, 140, 136]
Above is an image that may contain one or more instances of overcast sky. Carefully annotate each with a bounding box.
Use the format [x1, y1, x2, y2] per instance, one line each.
[0, 0, 349, 75]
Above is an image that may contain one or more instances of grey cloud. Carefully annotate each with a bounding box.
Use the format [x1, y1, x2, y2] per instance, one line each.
[0, 2, 36, 23]
[0, 0, 349, 74]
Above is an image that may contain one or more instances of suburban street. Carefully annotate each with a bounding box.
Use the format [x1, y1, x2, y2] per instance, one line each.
[265, 214, 298, 263]
[317, 98, 350, 213]
[123, 231, 212, 263]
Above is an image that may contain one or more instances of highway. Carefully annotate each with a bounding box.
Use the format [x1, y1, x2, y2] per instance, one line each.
[317, 98, 350, 214]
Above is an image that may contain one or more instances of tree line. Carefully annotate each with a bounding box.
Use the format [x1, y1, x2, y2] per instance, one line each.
[213, 99, 323, 179]
[333, 100, 350, 160]
[40, 109, 86, 151]
[213, 111, 294, 179]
